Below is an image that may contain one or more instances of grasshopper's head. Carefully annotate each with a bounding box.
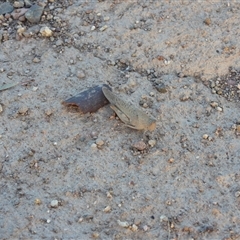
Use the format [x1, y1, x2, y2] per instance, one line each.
[147, 118, 156, 131]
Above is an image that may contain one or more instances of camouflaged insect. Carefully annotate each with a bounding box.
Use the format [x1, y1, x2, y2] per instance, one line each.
[102, 86, 156, 131]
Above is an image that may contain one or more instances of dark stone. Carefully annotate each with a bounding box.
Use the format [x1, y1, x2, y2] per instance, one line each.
[25, 4, 44, 23]
[0, 2, 14, 15]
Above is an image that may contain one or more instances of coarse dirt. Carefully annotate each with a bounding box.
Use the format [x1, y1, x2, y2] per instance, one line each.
[1, 1, 240, 239]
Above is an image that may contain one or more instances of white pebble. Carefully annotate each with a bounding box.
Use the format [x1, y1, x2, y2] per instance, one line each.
[235, 191, 240, 198]
[91, 143, 97, 148]
[0, 104, 3, 113]
[53, 142, 57, 146]
[143, 225, 149, 231]
[32, 87, 38, 91]
[103, 16, 110, 21]
[131, 224, 138, 231]
[107, 192, 112, 198]
[216, 106, 223, 112]
[50, 199, 59, 208]
[91, 26, 96, 31]
[103, 205, 111, 213]
[202, 134, 209, 140]
[40, 26, 53, 37]
[46, 219, 51, 223]
[148, 139, 156, 147]
[160, 215, 168, 222]
[164, 59, 170, 65]
[117, 220, 129, 228]
[99, 25, 108, 31]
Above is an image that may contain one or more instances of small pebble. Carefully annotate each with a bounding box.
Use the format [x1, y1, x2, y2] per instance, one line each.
[236, 125, 240, 133]
[91, 26, 96, 31]
[148, 139, 156, 147]
[13, 1, 25, 8]
[45, 109, 53, 116]
[168, 158, 174, 163]
[0, 104, 3, 113]
[131, 224, 138, 231]
[204, 18, 211, 26]
[211, 89, 216, 94]
[24, 25, 40, 37]
[164, 59, 170, 65]
[17, 27, 26, 35]
[91, 143, 97, 148]
[155, 83, 167, 93]
[33, 57, 41, 63]
[92, 232, 99, 238]
[117, 220, 129, 228]
[18, 106, 28, 114]
[76, 71, 85, 79]
[202, 134, 209, 140]
[103, 205, 111, 213]
[208, 136, 213, 141]
[103, 16, 110, 21]
[216, 106, 223, 112]
[128, 79, 136, 87]
[149, 92, 155, 97]
[235, 191, 240, 198]
[210, 101, 218, 107]
[40, 26, 53, 37]
[90, 131, 98, 139]
[32, 86, 38, 91]
[160, 215, 168, 222]
[50, 199, 59, 208]
[106, 192, 112, 198]
[46, 219, 51, 223]
[34, 198, 42, 205]
[99, 25, 108, 31]
[96, 139, 104, 146]
[11, 8, 28, 20]
[180, 94, 189, 101]
[53, 142, 57, 146]
[133, 141, 147, 151]
[143, 103, 148, 108]
[143, 225, 149, 231]
[55, 39, 63, 46]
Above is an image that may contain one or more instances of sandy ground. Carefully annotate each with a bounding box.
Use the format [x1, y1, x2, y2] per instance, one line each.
[1, 1, 240, 239]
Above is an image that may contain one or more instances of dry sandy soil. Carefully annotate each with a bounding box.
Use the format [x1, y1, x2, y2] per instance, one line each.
[1, 0, 240, 239]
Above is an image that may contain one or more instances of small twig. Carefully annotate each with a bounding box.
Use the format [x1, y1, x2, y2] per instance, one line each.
[168, 219, 171, 240]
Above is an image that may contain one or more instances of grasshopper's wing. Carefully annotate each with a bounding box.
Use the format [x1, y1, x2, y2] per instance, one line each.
[110, 105, 130, 124]
[103, 87, 137, 128]
[111, 105, 141, 129]
[102, 87, 120, 106]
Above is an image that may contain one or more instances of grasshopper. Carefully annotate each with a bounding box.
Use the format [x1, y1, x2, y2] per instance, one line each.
[102, 86, 156, 131]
